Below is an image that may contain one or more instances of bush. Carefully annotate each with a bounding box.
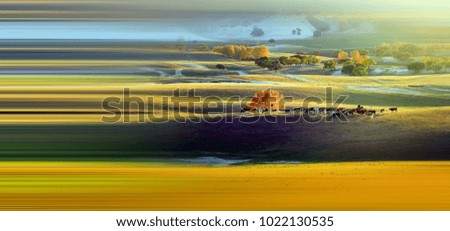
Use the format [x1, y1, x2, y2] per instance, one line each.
[407, 62, 426, 72]
[304, 56, 320, 65]
[279, 56, 289, 65]
[255, 57, 270, 67]
[323, 60, 337, 71]
[422, 56, 449, 72]
[288, 57, 301, 66]
[342, 61, 356, 75]
[268, 61, 283, 72]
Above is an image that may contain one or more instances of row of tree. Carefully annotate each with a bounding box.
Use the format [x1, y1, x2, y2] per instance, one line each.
[211, 45, 270, 60]
[279, 55, 320, 66]
[254, 55, 321, 72]
[255, 57, 283, 72]
[374, 43, 421, 61]
[408, 57, 450, 72]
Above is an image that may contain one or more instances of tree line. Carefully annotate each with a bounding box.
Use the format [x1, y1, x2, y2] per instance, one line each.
[374, 43, 421, 61]
[408, 57, 450, 72]
[255, 55, 320, 72]
[211, 45, 270, 60]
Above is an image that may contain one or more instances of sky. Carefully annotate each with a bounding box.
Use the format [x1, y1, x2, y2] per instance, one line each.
[1, 0, 449, 21]
[139, 0, 450, 13]
[0, 0, 448, 40]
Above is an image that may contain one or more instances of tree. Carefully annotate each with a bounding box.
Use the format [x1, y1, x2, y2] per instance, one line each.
[360, 49, 369, 56]
[239, 47, 250, 60]
[399, 44, 420, 57]
[362, 58, 377, 68]
[304, 56, 319, 65]
[323, 60, 337, 71]
[268, 39, 276, 44]
[375, 43, 393, 57]
[292, 29, 297, 35]
[375, 43, 422, 58]
[255, 57, 271, 69]
[354, 55, 367, 64]
[355, 63, 367, 69]
[251, 26, 264, 37]
[268, 61, 282, 72]
[337, 51, 349, 62]
[353, 66, 368, 76]
[260, 45, 270, 58]
[223, 45, 235, 58]
[252, 47, 261, 59]
[342, 61, 356, 76]
[311, 56, 320, 64]
[393, 51, 413, 62]
[407, 62, 425, 72]
[212, 45, 271, 61]
[422, 56, 447, 72]
[196, 43, 209, 51]
[288, 57, 301, 66]
[313, 30, 322, 37]
[351, 50, 361, 61]
[334, 49, 343, 56]
[279, 56, 289, 65]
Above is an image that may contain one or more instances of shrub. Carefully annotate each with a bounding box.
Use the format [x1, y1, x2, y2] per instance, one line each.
[407, 62, 426, 72]
[323, 60, 337, 71]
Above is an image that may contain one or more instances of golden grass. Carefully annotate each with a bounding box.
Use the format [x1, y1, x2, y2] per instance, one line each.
[1, 161, 450, 210]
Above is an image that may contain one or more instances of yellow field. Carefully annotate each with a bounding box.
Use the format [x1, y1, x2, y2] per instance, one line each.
[1, 161, 450, 210]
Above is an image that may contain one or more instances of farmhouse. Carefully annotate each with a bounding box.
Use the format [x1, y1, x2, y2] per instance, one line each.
[246, 89, 284, 112]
